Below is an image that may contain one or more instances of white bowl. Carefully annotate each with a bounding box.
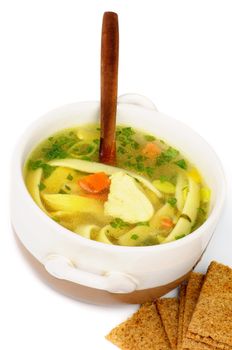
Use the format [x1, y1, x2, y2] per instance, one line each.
[11, 94, 226, 304]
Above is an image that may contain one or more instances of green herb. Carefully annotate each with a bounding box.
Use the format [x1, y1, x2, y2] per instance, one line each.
[124, 161, 133, 168]
[175, 234, 186, 240]
[159, 175, 169, 183]
[44, 143, 68, 160]
[136, 221, 150, 226]
[156, 147, 179, 166]
[117, 146, 126, 154]
[144, 135, 156, 141]
[42, 164, 56, 178]
[116, 127, 138, 150]
[110, 218, 129, 229]
[145, 167, 154, 177]
[28, 160, 55, 179]
[52, 216, 60, 222]
[28, 159, 43, 170]
[86, 144, 95, 153]
[38, 182, 46, 191]
[48, 137, 54, 142]
[71, 143, 95, 156]
[93, 139, 100, 145]
[58, 189, 67, 194]
[167, 197, 177, 207]
[67, 174, 73, 181]
[42, 133, 78, 160]
[136, 162, 145, 172]
[65, 185, 71, 191]
[131, 141, 139, 150]
[136, 155, 147, 162]
[175, 159, 187, 169]
[198, 207, 206, 216]
[192, 207, 207, 231]
[96, 127, 101, 131]
[80, 156, 91, 161]
[117, 127, 135, 138]
[131, 234, 139, 240]
[159, 175, 177, 184]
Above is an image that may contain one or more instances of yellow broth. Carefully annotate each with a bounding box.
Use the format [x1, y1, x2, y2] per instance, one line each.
[24, 124, 210, 246]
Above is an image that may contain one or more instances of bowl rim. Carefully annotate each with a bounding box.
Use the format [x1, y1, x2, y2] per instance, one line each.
[12, 100, 226, 253]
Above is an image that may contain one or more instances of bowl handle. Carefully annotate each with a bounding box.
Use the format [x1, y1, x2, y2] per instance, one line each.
[44, 254, 138, 294]
[118, 93, 158, 111]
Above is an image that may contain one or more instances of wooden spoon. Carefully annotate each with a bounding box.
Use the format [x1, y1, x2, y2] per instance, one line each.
[99, 12, 119, 165]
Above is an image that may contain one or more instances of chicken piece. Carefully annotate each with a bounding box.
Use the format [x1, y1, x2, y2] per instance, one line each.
[104, 172, 154, 223]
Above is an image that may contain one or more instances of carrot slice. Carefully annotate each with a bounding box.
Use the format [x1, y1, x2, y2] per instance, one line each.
[161, 217, 174, 229]
[78, 172, 111, 193]
[142, 143, 161, 159]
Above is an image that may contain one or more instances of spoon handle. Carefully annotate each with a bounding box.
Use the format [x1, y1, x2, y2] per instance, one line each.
[99, 12, 119, 165]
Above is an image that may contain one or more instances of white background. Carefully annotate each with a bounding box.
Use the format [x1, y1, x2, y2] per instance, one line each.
[1, 0, 232, 349]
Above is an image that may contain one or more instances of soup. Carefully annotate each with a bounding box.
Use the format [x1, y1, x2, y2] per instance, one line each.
[24, 124, 210, 246]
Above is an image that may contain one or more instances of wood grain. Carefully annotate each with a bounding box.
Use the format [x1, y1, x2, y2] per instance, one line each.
[99, 12, 119, 165]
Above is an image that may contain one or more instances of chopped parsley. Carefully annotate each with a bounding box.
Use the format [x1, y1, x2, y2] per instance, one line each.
[28, 160, 55, 179]
[93, 139, 100, 145]
[42, 164, 56, 178]
[38, 182, 46, 191]
[136, 155, 147, 162]
[198, 207, 206, 216]
[67, 174, 73, 181]
[117, 127, 135, 138]
[65, 185, 71, 191]
[123, 155, 154, 178]
[159, 175, 169, 183]
[156, 147, 179, 166]
[80, 156, 91, 161]
[159, 175, 177, 184]
[117, 146, 126, 154]
[175, 159, 187, 170]
[110, 218, 129, 229]
[116, 127, 139, 150]
[52, 216, 60, 222]
[43, 144, 68, 160]
[145, 167, 154, 177]
[42, 134, 78, 160]
[71, 143, 95, 156]
[28, 159, 43, 170]
[175, 234, 186, 240]
[131, 234, 139, 240]
[167, 197, 177, 207]
[192, 207, 207, 231]
[136, 221, 150, 226]
[144, 135, 156, 141]
[58, 189, 67, 194]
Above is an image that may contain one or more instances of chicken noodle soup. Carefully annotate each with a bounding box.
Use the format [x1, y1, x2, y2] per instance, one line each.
[24, 124, 210, 246]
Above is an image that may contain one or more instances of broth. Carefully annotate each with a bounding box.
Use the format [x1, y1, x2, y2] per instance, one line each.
[24, 124, 210, 246]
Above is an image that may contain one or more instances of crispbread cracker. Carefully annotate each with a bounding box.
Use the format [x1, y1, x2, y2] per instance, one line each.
[188, 333, 232, 350]
[186, 261, 232, 350]
[183, 337, 216, 350]
[106, 302, 171, 350]
[183, 273, 204, 339]
[157, 298, 179, 350]
[177, 283, 187, 350]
